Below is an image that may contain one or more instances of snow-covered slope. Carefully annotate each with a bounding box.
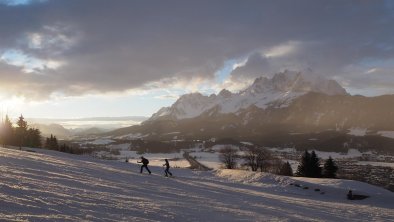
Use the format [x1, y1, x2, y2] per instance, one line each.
[150, 71, 347, 120]
[1, 147, 393, 221]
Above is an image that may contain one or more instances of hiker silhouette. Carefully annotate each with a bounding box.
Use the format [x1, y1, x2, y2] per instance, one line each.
[163, 159, 173, 177]
[138, 156, 151, 174]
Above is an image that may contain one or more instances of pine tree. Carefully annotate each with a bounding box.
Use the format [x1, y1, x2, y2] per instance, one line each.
[0, 115, 14, 147]
[45, 137, 51, 149]
[0, 116, 4, 147]
[279, 161, 293, 176]
[45, 134, 59, 150]
[15, 115, 28, 150]
[296, 150, 322, 178]
[323, 156, 338, 178]
[26, 128, 42, 148]
[296, 150, 310, 177]
[309, 151, 322, 178]
[53, 136, 58, 150]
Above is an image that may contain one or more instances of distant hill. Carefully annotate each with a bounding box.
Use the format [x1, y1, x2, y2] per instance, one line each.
[70, 127, 108, 136]
[30, 123, 72, 139]
[28, 116, 148, 126]
[28, 116, 148, 139]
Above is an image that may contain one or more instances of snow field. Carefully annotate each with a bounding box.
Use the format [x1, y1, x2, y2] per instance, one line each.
[347, 128, 368, 137]
[377, 131, 394, 139]
[1, 147, 393, 221]
[124, 152, 190, 169]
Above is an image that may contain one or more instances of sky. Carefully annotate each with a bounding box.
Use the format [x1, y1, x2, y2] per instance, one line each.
[0, 0, 394, 118]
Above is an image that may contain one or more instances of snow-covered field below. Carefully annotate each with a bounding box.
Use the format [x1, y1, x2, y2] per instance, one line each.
[1, 147, 393, 221]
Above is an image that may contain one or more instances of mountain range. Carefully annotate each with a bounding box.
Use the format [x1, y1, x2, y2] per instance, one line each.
[110, 71, 394, 153]
[150, 71, 347, 120]
[29, 116, 148, 139]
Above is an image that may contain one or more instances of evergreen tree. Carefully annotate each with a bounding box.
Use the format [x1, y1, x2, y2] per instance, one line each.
[0, 115, 14, 147]
[53, 135, 58, 149]
[1, 114, 42, 148]
[323, 156, 338, 178]
[279, 161, 293, 176]
[15, 115, 28, 150]
[25, 128, 42, 148]
[45, 134, 59, 150]
[45, 137, 51, 149]
[309, 151, 322, 178]
[0, 119, 2, 147]
[296, 150, 322, 178]
[296, 150, 311, 177]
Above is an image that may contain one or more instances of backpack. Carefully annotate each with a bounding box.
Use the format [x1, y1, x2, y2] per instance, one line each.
[142, 158, 149, 165]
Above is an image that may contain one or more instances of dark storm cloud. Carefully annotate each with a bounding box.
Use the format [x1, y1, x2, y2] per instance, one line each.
[0, 0, 393, 98]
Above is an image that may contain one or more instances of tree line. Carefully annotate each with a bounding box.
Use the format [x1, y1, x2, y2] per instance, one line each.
[0, 114, 86, 154]
[219, 146, 338, 178]
[45, 135, 93, 155]
[0, 115, 41, 149]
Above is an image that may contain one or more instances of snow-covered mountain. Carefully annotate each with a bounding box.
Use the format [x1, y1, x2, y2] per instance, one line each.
[150, 71, 347, 120]
[107, 71, 394, 153]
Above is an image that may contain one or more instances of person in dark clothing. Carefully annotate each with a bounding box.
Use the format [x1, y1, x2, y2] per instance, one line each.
[347, 190, 353, 200]
[138, 156, 151, 174]
[163, 159, 173, 177]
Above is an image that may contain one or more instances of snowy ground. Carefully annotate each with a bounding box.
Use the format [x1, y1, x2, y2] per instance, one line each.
[95, 143, 394, 172]
[347, 128, 368, 136]
[93, 143, 191, 168]
[377, 131, 394, 139]
[1, 147, 393, 221]
[124, 152, 190, 169]
[356, 161, 394, 168]
[191, 151, 221, 169]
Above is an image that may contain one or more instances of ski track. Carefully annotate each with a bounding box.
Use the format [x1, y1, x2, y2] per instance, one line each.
[0, 148, 393, 222]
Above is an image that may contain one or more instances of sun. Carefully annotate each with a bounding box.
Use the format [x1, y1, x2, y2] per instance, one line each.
[0, 94, 25, 117]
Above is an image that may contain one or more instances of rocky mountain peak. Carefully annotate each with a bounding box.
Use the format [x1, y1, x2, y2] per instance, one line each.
[218, 89, 233, 98]
[149, 71, 347, 120]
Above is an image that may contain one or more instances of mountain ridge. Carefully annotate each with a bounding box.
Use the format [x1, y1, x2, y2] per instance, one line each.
[107, 92, 394, 153]
[150, 71, 347, 121]
[106, 72, 394, 153]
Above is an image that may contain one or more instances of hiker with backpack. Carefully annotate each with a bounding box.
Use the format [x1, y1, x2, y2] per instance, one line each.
[163, 159, 173, 177]
[138, 156, 151, 174]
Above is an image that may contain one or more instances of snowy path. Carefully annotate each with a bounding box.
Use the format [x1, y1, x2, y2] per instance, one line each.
[0, 148, 393, 222]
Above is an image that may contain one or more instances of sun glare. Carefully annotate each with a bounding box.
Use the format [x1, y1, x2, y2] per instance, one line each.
[0, 95, 25, 117]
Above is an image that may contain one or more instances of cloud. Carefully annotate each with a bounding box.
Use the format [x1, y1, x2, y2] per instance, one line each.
[264, 41, 300, 58]
[231, 53, 272, 78]
[365, 68, 380, 74]
[1, 49, 65, 73]
[0, 0, 46, 6]
[0, 0, 394, 99]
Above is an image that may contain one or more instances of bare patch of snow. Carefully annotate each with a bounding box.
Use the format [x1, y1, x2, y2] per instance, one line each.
[114, 133, 147, 140]
[191, 151, 221, 169]
[240, 141, 254, 146]
[268, 147, 297, 153]
[86, 138, 115, 145]
[356, 161, 394, 168]
[348, 127, 368, 136]
[377, 131, 394, 139]
[312, 149, 363, 159]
